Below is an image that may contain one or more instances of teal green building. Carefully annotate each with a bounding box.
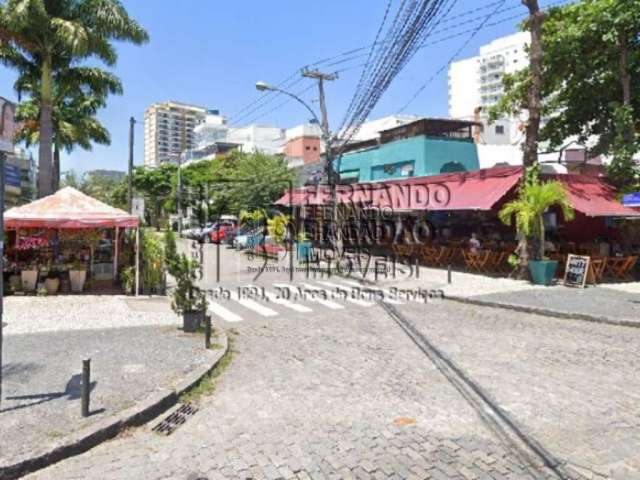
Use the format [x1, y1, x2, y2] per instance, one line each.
[338, 118, 480, 183]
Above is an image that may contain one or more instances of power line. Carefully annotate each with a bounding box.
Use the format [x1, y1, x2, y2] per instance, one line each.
[227, 0, 519, 125]
[398, 0, 574, 112]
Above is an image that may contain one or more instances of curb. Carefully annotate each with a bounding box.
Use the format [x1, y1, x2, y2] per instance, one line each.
[0, 331, 229, 480]
[445, 295, 640, 329]
[342, 273, 639, 329]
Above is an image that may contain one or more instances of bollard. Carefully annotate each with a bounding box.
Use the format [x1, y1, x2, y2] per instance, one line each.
[204, 315, 212, 349]
[447, 264, 452, 284]
[81, 358, 91, 417]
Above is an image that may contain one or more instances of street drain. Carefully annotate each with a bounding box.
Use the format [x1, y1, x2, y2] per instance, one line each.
[152, 403, 199, 436]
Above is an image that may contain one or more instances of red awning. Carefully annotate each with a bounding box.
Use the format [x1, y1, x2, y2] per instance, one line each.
[551, 174, 640, 217]
[5, 187, 140, 229]
[276, 166, 523, 211]
[276, 166, 640, 217]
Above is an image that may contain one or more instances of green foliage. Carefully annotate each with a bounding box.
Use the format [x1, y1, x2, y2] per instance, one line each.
[499, 168, 575, 260]
[490, 0, 640, 189]
[163, 229, 178, 276]
[120, 265, 135, 295]
[132, 164, 177, 226]
[140, 230, 165, 291]
[170, 254, 207, 315]
[61, 169, 127, 209]
[267, 214, 291, 244]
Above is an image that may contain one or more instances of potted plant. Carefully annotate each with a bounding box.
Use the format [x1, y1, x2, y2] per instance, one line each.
[499, 168, 575, 285]
[69, 259, 87, 293]
[171, 254, 208, 332]
[295, 231, 312, 263]
[120, 266, 136, 295]
[21, 263, 38, 292]
[44, 271, 60, 295]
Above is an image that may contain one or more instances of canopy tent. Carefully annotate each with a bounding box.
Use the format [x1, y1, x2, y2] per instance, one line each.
[276, 166, 640, 217]
[4, 187, 141, 294]
[4, 187, 139, 229]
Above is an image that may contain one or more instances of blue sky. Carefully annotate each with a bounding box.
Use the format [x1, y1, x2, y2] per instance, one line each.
[0, 0, 544, 174]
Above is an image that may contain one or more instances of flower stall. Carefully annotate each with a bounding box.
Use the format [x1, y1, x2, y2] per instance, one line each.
[3, 187, 140, 295]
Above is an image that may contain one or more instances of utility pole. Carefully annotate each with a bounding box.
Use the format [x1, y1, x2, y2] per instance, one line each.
[128, 116, 136, 213]
[301, 68, 340, 254]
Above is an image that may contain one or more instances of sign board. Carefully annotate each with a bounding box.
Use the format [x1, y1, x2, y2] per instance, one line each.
[0, 97, 17, 153]
[564, 254, 590, 288]
[4, 163, 21, 188]
[132, 196, 145, 220]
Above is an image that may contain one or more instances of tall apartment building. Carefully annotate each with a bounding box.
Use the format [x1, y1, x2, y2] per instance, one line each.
[448, 32, 529, 145]
[143, 101, 208, 166]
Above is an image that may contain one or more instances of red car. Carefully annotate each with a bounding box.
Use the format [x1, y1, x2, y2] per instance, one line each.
[207, 222, 237, 243]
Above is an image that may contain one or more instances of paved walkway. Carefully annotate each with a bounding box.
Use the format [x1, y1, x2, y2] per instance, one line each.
[395, 301, 640, 480]
[26, 304, 560, 480]
[0, 296, 211, 468]
[352, 263, 640, 326]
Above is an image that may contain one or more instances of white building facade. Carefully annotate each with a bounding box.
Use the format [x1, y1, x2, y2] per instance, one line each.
[448, 32, 530, 146]
[143, 101, 208, 166]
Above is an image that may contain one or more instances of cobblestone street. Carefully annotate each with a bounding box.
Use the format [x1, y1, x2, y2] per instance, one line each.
[27, 299, 567, 480]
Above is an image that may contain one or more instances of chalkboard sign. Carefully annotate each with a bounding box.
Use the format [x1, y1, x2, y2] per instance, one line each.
[564, 254, 590, 288]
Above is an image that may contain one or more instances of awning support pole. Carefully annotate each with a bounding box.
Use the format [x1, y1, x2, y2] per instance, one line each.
[114, 226, 119, 281]
[135, 227, 140, 296]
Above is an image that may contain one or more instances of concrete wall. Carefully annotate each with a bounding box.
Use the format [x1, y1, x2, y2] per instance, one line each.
[338, 135, 480, 182]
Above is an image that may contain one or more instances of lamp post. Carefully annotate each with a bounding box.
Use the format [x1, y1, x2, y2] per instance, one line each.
[0, 150, 5, 408]
[255, 79, 341, 253]
[128, 116, 136, 213]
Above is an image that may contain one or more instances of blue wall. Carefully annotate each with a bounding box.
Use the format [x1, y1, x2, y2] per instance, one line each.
[338, 135, 480, 182]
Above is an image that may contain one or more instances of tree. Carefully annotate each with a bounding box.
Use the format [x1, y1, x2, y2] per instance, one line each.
[0, 0, 148, 197]
[521, 0, 544, 167]
[492, 0, 640, 189]
[499, 169, 575, 261]
[132, 163, 177, 228]
[13, 64, 122, 191]
[60, 168, 127, 209]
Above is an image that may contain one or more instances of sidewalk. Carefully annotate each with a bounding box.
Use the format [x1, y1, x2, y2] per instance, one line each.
[350, 264, 640, 327]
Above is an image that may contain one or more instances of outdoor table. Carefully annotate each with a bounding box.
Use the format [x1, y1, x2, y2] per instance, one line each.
[605, 256, 638, 280]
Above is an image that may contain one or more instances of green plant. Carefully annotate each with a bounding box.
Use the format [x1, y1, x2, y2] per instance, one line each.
[171, 254, 207, 315]
[120, 266, 135, 295]
[499, 168, 575, 261]
[267, 214, 291, 245]
[70, 259, 86, 271]
[163, 229, 178, 276]
[141, 229, 165, 291]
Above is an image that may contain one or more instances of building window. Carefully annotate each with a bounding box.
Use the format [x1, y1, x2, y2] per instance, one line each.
[440, 162, 467, 174]
[495, 125, 505, 135]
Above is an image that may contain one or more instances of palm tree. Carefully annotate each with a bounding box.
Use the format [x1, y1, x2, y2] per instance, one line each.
[0, 0, 148, 197]
[14, 64, 123, 191]
[499, 171, 575, 261]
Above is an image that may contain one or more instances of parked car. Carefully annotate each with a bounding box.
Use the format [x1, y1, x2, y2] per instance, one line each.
[233, 227, 262, 249]
[207, 221, 237, 243]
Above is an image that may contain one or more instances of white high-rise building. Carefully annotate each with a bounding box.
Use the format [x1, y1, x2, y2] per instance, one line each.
[448, 32, 530, 145]
[143, 101, 208, 166]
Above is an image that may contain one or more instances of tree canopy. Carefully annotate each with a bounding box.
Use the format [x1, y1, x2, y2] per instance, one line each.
[490, 0, 640, 189]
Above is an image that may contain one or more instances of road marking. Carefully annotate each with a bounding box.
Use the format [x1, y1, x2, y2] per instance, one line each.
[313, 280, 375, 307]
[274, 283, 344, 310]
[247, 285, 313, 313]
[208, 301, 243, 323]
[232, 292, 279, 317]
[331, 278, 405, 305]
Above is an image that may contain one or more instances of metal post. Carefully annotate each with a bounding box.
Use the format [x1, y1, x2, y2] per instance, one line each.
[0, 151, 5, 409]
[113, 226, 119, 281]
[81, 358, 91, 417]
[447, 264, 452, 284]
[177, 154, 182, 237]
[135, 227, 140, 296]
[204, 315, 211, 349]
[128, 117, 135, 214]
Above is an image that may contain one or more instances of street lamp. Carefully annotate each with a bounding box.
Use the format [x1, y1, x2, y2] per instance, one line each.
[255, 79, 341, 253]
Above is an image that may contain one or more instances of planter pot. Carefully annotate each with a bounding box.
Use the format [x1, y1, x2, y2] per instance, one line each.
[44, 278, 60, 295]
[69, 270, 87, 293]
[528, 260, 558, 286]
[296, 241, 312, 262]
[183, 311, 205, 333]
[21, 270, 38, 292]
